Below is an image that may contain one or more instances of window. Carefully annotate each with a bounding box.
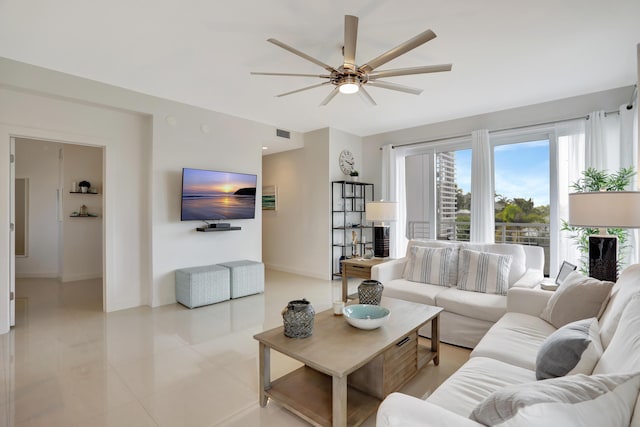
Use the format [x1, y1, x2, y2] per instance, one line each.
[437, 150, 471, 241]
[493, 139, 550, 273]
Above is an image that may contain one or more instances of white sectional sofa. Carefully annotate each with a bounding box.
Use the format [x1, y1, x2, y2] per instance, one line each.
[371, 239, 545, 348]
[377, 264, 640, 427]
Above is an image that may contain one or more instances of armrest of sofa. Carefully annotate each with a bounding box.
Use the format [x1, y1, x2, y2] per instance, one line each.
[507, 286, 554, 316]
[512, 268, 544, 288]
[377, 393, 483, 427]
[371, 258, 407, 282]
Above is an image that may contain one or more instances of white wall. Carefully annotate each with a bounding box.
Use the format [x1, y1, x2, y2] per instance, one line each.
[262, 129, 330, 279]
[0, 57, 276, 334]
[14, 138, 62, 277]
[262, 127, 364, 279]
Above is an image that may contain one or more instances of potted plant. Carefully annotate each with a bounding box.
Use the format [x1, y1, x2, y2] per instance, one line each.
[350, 171, 359, 182]
[79, 180, 91, 193]
[561, 166, 636, 273]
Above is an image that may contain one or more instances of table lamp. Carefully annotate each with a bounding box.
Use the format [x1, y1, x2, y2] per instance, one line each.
[568, 191, 640, 281]
[366, 201, 398, 258]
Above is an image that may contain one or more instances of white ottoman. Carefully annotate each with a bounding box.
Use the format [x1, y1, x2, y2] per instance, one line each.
[218, 260, 265, 299]
[175, 264, 230, 308]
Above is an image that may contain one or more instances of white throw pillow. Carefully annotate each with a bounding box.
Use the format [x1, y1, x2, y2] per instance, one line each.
[403, 246, 455, 286]
[540, 271, 613, 329]
[470, 372, 640, 427]
[457, 249, 512, 295]
[535, 317, 603, 380]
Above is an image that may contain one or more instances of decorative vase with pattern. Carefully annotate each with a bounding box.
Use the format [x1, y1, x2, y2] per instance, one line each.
[358, 280, 384, 305]
[282, 299, 315, 338]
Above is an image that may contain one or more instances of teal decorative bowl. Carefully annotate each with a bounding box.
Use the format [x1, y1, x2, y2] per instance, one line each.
[343, 304, 390, 330]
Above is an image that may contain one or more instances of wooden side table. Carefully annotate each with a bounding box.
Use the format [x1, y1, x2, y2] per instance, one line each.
[340, 258, 388, 302]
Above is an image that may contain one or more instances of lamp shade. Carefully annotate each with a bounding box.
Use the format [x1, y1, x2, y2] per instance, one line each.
[568, 191, 640, 228]
[366, 201, 397, 222]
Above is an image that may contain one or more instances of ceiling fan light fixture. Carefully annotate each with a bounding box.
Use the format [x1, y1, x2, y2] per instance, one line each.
[339, 82, 359, 94]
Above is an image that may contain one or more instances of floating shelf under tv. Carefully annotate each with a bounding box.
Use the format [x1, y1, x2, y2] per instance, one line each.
[196, 226, 241, 232]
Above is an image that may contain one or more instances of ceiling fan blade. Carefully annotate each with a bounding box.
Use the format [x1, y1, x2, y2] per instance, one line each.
[268, 38, 339, 73]
[343, 15, 358, 71]
[368, 64, 452, 79]
[358, 86, 377, 106]
[359, 29, 437, 73]
[367, 80, 423, 95]
[277, 82, 331, 97]
[319, 87, 340, 106]
[251, 72, 331, 78]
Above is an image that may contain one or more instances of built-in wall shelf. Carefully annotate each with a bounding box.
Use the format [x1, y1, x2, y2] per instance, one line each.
[196, 226, 241, 232]
[69, 191, 100, 195]
[70, 215, 99, 218]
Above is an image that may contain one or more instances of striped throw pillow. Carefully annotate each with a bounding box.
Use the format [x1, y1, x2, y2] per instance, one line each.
[457, 249, 512, 295]
[403, 246, 455, 286]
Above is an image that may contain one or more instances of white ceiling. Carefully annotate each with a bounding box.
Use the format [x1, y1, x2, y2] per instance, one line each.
[1, 0, 639, 139]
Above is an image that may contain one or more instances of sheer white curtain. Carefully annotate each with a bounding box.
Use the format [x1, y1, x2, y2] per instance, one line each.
[619, 103, 639, 265]
[555, 120, 586, 272]
[470, 129, 494, 243]
[585, 110, 608, 170]
[381, 144, 408, 258]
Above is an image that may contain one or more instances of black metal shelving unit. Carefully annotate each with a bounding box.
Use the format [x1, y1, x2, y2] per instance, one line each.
[331, 180, 374, 279]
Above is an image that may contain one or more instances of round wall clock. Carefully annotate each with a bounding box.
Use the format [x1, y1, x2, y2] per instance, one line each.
[339, 149, 354, 175]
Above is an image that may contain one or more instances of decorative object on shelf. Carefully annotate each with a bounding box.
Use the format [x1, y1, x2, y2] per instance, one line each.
[366, 200, 398, 258]
[358, 279, 384, 305]
[350, 170, 359, 182]
[351, 230, 358, 257]
[80, 205, 88, 216]
[282, 299, 315, 338]
[339, 149, 354, 175]
[79, 180, 91, 193]
[262, 184, 277, 211]
[343, 304, 390, 330]
[71, 181, 77, 192]
[363, 245, 374, 259]
[568, 190, 640, 282]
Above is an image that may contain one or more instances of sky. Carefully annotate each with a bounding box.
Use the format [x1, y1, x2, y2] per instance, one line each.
[455, 139, 550, 206]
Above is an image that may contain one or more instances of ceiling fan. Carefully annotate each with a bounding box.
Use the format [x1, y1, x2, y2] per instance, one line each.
[251, 15, 452, 106]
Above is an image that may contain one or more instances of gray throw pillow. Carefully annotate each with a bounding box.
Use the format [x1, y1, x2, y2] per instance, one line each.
[536, 317, 603, 380]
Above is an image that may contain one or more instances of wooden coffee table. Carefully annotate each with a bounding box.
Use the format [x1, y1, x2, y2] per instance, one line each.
[253, 297, 442, 427]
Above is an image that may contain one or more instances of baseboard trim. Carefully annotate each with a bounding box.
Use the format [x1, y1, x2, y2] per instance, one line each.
[61, 273, 103, 283]
[264, 263, 329, 280]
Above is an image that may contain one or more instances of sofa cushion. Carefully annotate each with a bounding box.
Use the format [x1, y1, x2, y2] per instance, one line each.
[540, 271, 613, 328]
[382, 278, 449, 306]
[457, 249, 512, 295]
[471, 312, 556, 371]
[403, 246, 456, 286]
[470, 372, 640, 427]
[426, 357, 535, 418]
[594, 292, 640, 376]
[535, 317, 602, 380]
[405, 239, 461, 285]
[598, 264, 640, 348]
[462, 243, 526, 286]
[436, 287, 506, 323]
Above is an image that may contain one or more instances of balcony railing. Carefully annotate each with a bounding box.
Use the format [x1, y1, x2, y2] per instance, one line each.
[407, 221, 551, 275]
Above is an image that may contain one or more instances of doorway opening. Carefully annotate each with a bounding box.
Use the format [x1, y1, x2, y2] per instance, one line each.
[11, 137, 105, 325]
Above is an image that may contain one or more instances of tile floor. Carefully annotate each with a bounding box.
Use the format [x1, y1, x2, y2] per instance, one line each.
[0, 269, 469, 426]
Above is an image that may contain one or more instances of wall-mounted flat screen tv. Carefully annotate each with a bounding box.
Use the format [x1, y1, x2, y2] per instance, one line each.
[181, 168, 257, 221]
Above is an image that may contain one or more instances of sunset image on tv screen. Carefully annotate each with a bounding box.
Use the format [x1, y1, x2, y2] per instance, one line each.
[181, 168, 257, 220]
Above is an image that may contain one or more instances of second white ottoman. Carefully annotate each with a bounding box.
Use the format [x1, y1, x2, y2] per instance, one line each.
[218, 260, 265, 299]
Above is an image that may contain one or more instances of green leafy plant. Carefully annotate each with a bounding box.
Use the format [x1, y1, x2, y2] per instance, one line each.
[561, 166, 636, 274]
